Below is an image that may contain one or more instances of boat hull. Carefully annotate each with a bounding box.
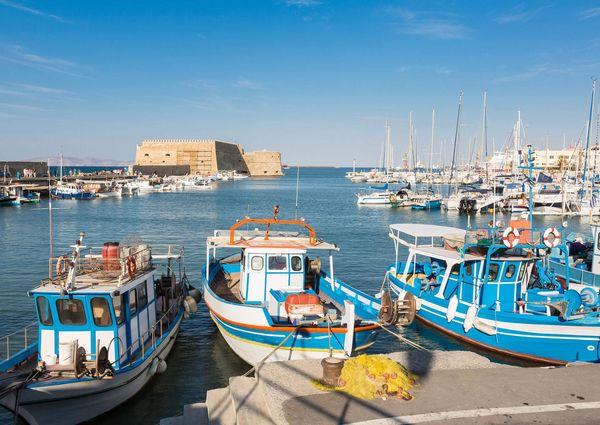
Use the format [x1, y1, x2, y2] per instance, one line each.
[0, 316, 181, 425]
[204, 274, 380, 366]
[389, 273, 600, 364]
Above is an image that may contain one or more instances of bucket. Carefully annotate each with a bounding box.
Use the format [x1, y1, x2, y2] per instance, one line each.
[59, 342, 74, 365]
[43, 354, 57, 366]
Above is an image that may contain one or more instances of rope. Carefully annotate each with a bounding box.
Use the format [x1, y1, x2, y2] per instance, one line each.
[372, 322, 429, 352]
[242, 325, 300, 378]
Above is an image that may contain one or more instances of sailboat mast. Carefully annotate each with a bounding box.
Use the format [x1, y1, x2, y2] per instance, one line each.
[581, 78, 596, 200]
[481, 91, 488, 182]
[430, 108, 435, 175]
[448, 91, 463, 191]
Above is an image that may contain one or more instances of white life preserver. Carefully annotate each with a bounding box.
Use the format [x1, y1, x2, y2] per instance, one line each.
[543, 227, 561, 248]
[502, 227, 520, 248]
[463, 305, 478, 332]
[446, 295, 458, 322]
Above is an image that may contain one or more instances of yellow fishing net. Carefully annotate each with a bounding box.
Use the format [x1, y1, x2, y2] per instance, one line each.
[314, 354, 415, 400]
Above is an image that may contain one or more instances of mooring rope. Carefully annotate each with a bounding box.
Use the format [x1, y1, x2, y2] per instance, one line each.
[242, 325, 301, 378]
[372, 322, 430, 352]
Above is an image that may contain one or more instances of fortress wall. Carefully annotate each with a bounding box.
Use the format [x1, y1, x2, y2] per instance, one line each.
[243, 151, 283, 177]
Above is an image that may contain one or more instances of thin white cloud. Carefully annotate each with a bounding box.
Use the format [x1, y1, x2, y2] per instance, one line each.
[0, 45, 86, 77]
[494, 4, 548, 24]
[385, 7, 471, 40]
[0, 0, 66, 23]
[0, 102, 46, 112]
[580, 7, 600, 20]
[284, 0, 321, 6]
[493, 63, 598, 84]
[233, 78, 264, 90]
[16, 83, 68, 94]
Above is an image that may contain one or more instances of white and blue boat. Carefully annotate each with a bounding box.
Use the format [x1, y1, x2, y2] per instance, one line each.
[203, 209, 381, 365]
[0, 234, 198, 424]
[384, 220, 600, 365]
[51, 182, 96, 200]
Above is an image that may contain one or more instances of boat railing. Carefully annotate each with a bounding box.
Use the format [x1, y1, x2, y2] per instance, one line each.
[43, 245, 154, 286]
[117, 297, 181, 368]
[0, 321, 38, 363]
[549, 258, 600, 288]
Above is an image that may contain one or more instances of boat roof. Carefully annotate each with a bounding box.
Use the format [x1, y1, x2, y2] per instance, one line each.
[390, 224, 466, 238]
[208, 230, 338, 251]
[411, 246, 483, 263]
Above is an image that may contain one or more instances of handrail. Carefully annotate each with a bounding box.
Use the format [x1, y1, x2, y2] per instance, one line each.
[0, 321, 38, 361]
[229, 217, 317, 245]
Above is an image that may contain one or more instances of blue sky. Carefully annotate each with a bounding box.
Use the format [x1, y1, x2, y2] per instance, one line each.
[0, 0, 599, 166]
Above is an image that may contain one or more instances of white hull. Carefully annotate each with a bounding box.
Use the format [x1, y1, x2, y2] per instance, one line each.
[97, 191, 121, 198]
[1, 318, 181, 425]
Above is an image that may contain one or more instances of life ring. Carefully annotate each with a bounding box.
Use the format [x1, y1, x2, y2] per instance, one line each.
[126, 256, 137, 278]
[56, 256, 69, 276]
[502, 227, 520, 248]
[390, 194, 398, 203]
[543, 227, 561, 248]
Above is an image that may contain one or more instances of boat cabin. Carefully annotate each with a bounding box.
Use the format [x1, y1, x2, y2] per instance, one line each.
[389, 224, 569, 316]
[31, 234, 183, 373]
[206, 218, 340, 324]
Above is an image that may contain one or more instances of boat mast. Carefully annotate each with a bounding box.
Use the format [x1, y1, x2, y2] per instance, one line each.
[448, 91, 463, 194]
[430, 108, 435, 175]
[59, 151, 64, 182]
[581, 78, 596, 201]
[481, 91, 488, 183]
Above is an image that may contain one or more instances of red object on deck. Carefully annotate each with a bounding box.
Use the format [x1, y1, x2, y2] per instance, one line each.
[102, 242, 120, 271]
[285, 293, 323, 315]
[509, 220, 531, 244]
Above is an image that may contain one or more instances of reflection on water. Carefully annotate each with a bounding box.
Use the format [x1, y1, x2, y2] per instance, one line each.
[0, 168, 590, 424]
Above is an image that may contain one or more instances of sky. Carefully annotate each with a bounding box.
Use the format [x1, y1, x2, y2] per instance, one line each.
[0, 0, 599, 166]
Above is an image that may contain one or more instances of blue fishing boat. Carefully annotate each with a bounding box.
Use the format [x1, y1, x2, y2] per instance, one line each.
[203, 207, 381, 365]
[51, 182, 96, 200]
[0, 234, 199, 424]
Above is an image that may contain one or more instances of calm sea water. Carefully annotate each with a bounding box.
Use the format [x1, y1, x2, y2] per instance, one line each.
[0, 167, 591, 424]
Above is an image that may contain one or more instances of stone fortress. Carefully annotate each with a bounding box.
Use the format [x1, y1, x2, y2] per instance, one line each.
[133, 139, 283, 177]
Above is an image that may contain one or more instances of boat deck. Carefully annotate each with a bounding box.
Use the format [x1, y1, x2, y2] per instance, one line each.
[210, 270, 244, 303]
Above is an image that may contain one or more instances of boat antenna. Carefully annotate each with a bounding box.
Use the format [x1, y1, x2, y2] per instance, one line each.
[448, 91, 463, 195]
[581, 77, 596, 201]
[294, 165, 300, 220]
[48, 159, 54, 279]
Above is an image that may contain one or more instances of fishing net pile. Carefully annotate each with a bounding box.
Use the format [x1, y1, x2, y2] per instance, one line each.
[315, 354, 416, 400]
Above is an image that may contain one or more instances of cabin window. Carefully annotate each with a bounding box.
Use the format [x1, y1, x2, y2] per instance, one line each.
[129, 289, 137, 316]
[137, 284, 148, 310]
[505, 264, 516, 279]
[36, 297, 53, 326]
[251, 256, 264, 271]
[291, 256, 302, 272]
[268, 256, 287, 271]
[465, 263, 473, 276]
[91, 298, 113, 327]
[56, 299, 87, 325]
[597, 232, 600, 250]
[488, 263, 499, 282]
[113, 294, 125, 325]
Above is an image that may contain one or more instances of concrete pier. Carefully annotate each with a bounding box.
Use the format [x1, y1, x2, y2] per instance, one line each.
[160, 350, 600, 424]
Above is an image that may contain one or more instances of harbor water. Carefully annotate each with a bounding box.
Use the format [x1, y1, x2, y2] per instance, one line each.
[0, 167, 590, 424]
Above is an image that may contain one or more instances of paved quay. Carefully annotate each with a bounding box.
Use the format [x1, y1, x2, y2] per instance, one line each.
[160, 350, 600, 424]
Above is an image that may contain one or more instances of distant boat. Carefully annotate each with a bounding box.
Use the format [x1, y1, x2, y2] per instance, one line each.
[51, 183, 96, 200]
